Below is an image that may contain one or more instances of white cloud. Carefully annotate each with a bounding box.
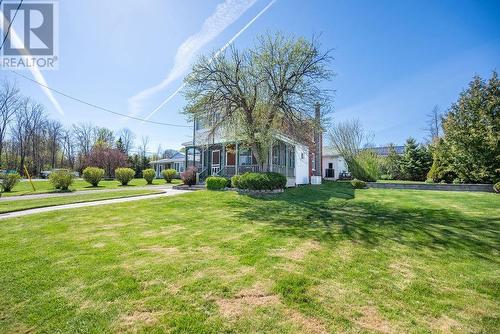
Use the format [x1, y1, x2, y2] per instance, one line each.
[128, 0, 257, 116]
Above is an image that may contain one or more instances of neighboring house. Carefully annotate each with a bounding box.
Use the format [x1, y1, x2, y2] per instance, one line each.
[322, 147, 349, 180]
[322, 145, 404, 180]
[150, 152, 186, 178]
[182, 112, 322, 187]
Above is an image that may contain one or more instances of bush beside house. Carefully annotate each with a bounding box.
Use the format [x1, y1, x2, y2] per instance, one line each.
[206, 176, 229, 190]
[142, 168, 156, 184]
[181, 167, 197, 186]
[162, 169, 177, 183]
[236, 172, 287, 191]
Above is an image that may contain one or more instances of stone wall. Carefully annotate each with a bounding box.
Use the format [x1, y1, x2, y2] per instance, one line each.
[367, 182, 494, 193]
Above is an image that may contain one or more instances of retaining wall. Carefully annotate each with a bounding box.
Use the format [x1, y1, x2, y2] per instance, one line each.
[367, 182, 494, 193]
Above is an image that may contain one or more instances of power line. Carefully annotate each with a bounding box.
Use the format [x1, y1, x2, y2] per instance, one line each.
[0, 0, 23, 51]
[9, 70, 191, 128]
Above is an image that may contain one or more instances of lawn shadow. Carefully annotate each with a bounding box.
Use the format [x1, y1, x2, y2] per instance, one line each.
[234, 182, 499, 259]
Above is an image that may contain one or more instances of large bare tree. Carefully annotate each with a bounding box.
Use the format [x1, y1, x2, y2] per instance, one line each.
[0, 80, 21, 166]
[184, 32, 333, 167]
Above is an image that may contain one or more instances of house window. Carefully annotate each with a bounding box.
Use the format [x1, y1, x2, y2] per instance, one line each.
[239, 148, 253, 165]
[288, 146, 295, 168]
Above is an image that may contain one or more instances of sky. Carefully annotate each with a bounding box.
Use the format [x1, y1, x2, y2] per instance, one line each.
[1, 0, 499, 153]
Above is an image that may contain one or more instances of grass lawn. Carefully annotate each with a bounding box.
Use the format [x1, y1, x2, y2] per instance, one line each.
[0, 189, 163, 214]
[0, 183, 498, 333]
[2, 178, 182, 197]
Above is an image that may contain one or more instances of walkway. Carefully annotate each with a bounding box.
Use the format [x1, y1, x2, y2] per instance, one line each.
[0, 189, 189, 219]
[0, 185, 173, 202]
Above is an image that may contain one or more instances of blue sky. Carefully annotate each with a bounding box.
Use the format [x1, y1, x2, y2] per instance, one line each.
[2, 0, 499, 152]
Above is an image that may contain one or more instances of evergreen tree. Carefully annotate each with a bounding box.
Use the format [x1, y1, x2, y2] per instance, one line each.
[441, 71, 499, 183]
[116, 137, 126, 154]
[400, 138, 432, 181]
[383, 144, 402, 179]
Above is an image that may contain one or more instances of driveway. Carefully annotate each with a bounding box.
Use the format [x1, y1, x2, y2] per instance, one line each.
[0, 185, 173, 202]
[0, 189, 189, 219]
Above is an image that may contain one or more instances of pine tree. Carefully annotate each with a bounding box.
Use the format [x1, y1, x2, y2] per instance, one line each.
[442, 71, 499, 183]
[400, 138, 432, 181]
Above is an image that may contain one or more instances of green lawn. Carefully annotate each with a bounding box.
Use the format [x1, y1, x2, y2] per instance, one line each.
[2, 178, 181, 197]
[0, 189, 163, 214]
[0, 183, 498, 333]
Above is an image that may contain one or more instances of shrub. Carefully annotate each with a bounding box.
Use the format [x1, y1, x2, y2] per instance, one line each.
[237, 172, 287, 190]
[142, 168, 156, 184]
[115, 167, 135, 185]
[206, 176, 228, 190]
[49, 169, 74, 191]
[348, 150, 381, 182]
[231, 175, 241, 188]
[494, 182, 500, 193]
[425, 178, 435, 183]
[0, 172, 21, 192]
[351, 178, 366, 189]
[162, 169, 177, 183]
[452, 178, 462, 184]
[181, 166, 197, 186]
[82, 167, 105, 187]
[379, 174, 393, 180]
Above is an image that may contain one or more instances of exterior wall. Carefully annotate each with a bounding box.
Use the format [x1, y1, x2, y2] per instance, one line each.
[295, 144, 310, 185]
[322, 155, 348, 180]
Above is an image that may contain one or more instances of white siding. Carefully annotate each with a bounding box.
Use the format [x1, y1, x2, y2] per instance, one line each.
[295, 144, 310, 185]
[322, 155, 348, 180]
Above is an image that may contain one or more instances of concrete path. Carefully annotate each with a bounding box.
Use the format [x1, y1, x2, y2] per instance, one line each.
[1, 185, 173, 202]
[0, 189, 189, 219]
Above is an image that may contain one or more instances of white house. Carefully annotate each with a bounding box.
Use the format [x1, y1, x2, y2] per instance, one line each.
[150, 152, 186, 178]
[322, 147, 349, 180]
[182, 119, 314, 187]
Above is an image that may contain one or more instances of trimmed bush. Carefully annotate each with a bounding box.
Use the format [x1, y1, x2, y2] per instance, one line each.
[206, 176, 228, 190]
[181, 166, 197, 186]
[115, 167, 135, 186]
[351, 178, 366, 189]
[494, 182, 500, 193]
[82, 167, 105, 187]
[231, 175, 241, 188]
[0, 172, 21, 192]
[49, 169, 74, 191]
[237, 172, 287, 190]
[143, 168, 156, 184]
[379, 174, 393, 180]
[162, 169, 177, 183]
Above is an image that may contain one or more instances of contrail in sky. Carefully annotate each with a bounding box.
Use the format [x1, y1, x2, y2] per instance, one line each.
[0, 13, 65, 116]
[141, 0, 278, 122]
[128, 0, 258, 118]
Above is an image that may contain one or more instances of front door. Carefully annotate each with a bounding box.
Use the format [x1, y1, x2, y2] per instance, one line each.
[211, 150, 220, 175]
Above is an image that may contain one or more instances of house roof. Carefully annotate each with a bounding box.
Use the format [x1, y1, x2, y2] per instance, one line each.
[150, 152, 185, 164]
[323, 145, 404, 157]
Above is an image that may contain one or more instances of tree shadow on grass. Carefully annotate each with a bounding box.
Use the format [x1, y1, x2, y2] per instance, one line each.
[233, 182, 499, 259]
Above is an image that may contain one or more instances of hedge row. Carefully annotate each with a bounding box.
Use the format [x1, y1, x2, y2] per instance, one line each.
[231, 172, 287, 191]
